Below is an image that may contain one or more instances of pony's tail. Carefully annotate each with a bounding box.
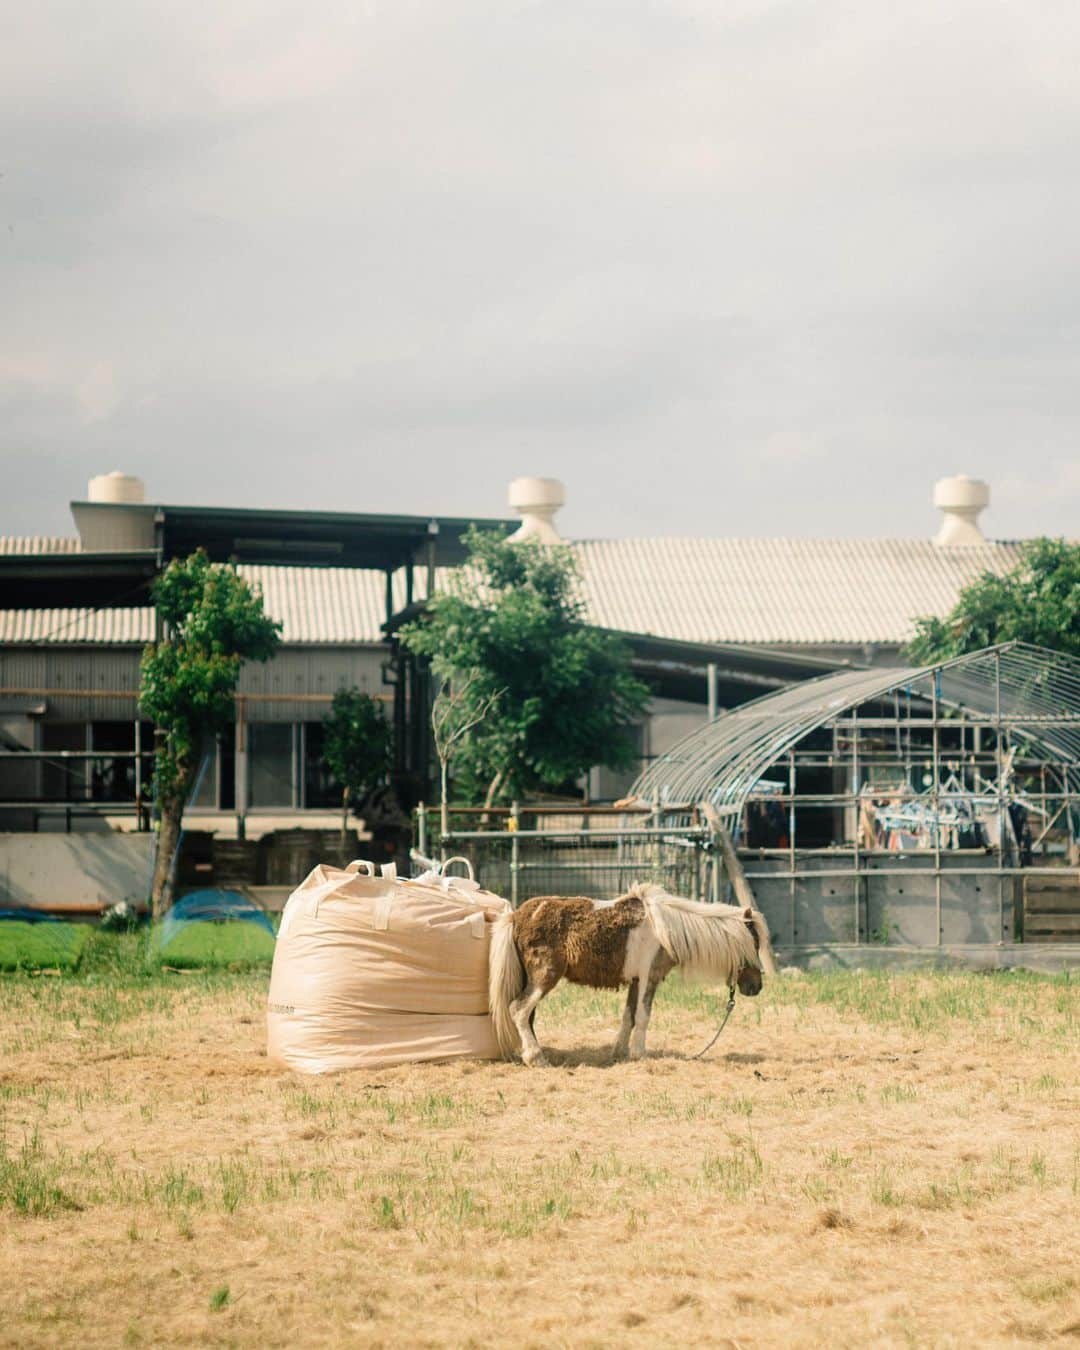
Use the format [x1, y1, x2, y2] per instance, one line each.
[488, 911, 525, 1059]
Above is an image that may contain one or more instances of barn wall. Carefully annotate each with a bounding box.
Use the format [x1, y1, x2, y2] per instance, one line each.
[0, 644, 388, 723]
[237, 646, 388, 721]
[0, 647, 143, 720]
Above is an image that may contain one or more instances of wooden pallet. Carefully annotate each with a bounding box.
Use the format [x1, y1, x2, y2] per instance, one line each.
[1023, 875, 1080, 942]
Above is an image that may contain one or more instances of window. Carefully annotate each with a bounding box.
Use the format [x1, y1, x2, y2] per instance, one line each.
[0, 714, 38, 800]
[248, 723, 294, 808]
[302, 722, 341, 808]
[42, 723, 88, 800]
[88, 721, 152, 802]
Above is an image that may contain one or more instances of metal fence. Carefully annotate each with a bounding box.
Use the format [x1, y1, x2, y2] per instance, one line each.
[414, 802, 715, 906]
[412, 801, 1080, 950]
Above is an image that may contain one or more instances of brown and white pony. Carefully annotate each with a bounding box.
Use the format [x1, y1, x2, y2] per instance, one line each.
[488, 882, 777, 1066]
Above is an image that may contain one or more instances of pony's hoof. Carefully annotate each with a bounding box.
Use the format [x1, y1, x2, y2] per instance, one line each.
[522, 1052, 550, 1068]
[611, 1046, 629, 1063]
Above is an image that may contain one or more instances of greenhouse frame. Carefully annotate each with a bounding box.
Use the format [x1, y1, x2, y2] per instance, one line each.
[632, 643, 1080, 950]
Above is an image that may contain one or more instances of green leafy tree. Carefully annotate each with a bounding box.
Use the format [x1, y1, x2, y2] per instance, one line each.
[321, 688, 392, 854]
[140, 551, 281, 916]
[400, 528, 650, 805]
[908, 538, 1080, 662]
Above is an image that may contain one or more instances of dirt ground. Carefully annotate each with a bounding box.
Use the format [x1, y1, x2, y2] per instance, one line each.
[1, 955, 1077, 1348]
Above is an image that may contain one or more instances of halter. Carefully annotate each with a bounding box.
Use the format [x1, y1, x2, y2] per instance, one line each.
[688, 914, 758, 1060]
[688, 983, 736, 1060]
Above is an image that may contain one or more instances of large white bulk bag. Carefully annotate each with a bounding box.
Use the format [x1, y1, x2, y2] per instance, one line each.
[266, 859, 510, 1074]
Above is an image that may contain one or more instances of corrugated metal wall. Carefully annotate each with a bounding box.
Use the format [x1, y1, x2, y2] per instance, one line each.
[0, 644, 389, 723]
[0, 647, 143, 719]
[237, 646, 389, 721]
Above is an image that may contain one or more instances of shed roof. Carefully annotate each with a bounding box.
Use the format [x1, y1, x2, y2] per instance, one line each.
[0, 534, 1027, 648]
[574, 537, 1025, 646]
[0, 565, 414, 647]
[631, 642, 1080, 816]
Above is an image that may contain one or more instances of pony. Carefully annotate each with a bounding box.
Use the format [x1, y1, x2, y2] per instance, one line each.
[488, 882, 777, 1066]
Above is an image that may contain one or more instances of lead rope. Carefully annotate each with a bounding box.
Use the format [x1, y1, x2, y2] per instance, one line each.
[689, 985, 736, 1061]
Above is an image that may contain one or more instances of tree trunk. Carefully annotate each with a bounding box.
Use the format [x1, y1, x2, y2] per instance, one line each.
[440, 758, 449, 839]
[479, 768, 505, 828]
[150, 793, 183, 920]
[341, 785, 351, 863]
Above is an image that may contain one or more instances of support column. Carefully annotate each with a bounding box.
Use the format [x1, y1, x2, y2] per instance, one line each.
[932, 667, 942, 945]
[134, 715, 143, 828]
[234, 697, 248, 841]
[426, 522, 438, 599]
[392, 645, 407, 775]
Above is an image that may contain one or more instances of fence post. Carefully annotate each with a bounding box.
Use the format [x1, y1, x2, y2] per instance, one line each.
[510, 799, 520, 908]
[698, 802, 757, 912]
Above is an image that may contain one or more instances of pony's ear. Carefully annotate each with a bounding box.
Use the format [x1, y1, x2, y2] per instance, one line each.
[743, 906, 753, 919]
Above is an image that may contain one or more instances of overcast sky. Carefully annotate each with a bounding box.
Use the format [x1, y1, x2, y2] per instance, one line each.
[2, 1, 1079, 542]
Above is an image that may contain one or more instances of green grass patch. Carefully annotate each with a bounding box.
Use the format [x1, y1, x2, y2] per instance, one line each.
[0, 1133, 81, 1216]
[0, 920, 89, 972]
[149, 919, 275, 970]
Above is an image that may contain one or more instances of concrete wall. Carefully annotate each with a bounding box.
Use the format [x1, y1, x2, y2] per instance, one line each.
[590, 695, 708, 801]
[740, 853, 1014, 948]
[0, 834, 153, 913]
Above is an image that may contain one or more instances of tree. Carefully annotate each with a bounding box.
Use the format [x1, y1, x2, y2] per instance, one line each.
[140, 551, 280, 916]
[322, 688, 392, 855]
[908, 538, 1080, 663]
[430, 672, 503, 834]
[400, 528, 650, 805]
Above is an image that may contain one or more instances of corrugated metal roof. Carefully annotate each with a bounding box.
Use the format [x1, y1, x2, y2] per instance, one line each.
[574, 538, 1026, 646]
[0, 607, 155, 644]
[0, 536, 1028, 648]
[0, 566, 402, 646]
[241, 566, 397, 644]
[0, 536, 83, 555]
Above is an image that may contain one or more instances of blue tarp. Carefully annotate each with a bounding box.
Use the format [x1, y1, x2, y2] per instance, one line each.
[164, 889, 276, 934]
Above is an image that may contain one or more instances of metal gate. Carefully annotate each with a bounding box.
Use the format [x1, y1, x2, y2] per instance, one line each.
[413, 803, 715, 907]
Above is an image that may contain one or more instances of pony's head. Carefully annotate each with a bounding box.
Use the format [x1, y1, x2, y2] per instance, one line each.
[636, 885, 777, 995]
[737, 907, 764, 996]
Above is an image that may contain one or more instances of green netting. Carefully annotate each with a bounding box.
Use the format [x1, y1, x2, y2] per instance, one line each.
[0, 917, 89, 971]
[149, 891, 277, 969]
[151, 919, 277, 968]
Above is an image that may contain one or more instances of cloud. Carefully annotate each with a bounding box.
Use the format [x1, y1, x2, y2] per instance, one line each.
[2, 0, 1080, 540]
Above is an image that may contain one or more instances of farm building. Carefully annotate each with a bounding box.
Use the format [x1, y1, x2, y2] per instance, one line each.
[2, 469, 1077, 956]
[0, 470, 1026, 828]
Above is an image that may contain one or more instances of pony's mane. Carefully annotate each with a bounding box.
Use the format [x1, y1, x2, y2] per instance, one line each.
[626, 883, 778, 979]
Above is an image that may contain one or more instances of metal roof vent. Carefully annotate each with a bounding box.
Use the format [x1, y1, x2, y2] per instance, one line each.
[933, 474, 989, 547]
[87, 471, 145, 505]
[508, 477, 565, 544]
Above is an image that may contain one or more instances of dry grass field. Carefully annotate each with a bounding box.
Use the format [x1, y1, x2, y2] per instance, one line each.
[1, 934, 1077, 1348]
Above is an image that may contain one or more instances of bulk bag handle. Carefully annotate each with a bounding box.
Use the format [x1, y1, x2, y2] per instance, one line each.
[409, 857, 477, 890]
[345, 860, 398, 879]
[344, 859, 397, 929]
[441, 856, 475, 882]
